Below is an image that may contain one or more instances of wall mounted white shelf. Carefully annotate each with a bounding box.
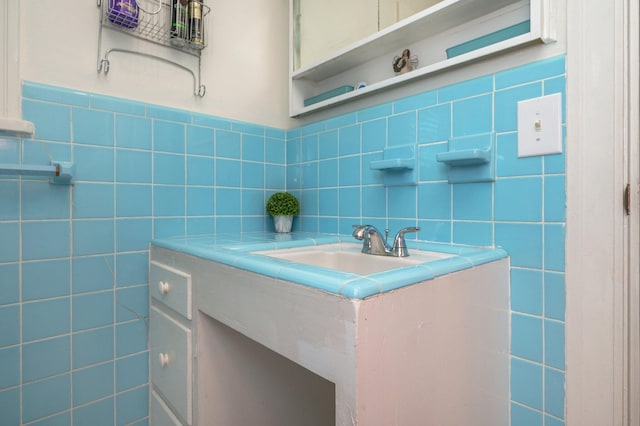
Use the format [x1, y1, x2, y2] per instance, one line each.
[289, 0, 555, 117]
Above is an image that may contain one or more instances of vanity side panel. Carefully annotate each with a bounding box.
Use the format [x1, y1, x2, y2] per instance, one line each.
[355, 259, 510, 426]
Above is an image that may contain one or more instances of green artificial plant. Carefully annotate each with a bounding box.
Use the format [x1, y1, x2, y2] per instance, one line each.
[266, 192, 300, 216]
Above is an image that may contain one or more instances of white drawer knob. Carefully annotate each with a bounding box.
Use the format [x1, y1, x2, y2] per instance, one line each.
[159, 352, 170, 367]
[158, 281, 170, 295]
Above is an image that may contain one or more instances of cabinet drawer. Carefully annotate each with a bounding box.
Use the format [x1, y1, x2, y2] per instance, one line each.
[150, 261, 192, 320]
[150, 306, 192, 425]
[151, 390, 183, 426]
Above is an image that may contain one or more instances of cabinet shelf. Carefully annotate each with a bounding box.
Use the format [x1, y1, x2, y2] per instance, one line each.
[289, 0, 555, 116]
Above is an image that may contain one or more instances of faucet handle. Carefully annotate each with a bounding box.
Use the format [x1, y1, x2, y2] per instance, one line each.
[392, 226, 421, 257]
[352, 224, 367, 240]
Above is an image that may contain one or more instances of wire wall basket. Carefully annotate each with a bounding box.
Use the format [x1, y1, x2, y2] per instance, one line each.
[101, 0, 210, 52]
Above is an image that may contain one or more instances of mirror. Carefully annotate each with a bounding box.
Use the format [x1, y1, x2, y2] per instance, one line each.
[293, 0, 443, 70]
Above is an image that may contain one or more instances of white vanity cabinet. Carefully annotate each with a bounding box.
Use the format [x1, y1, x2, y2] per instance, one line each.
[149, 261, 193, 426]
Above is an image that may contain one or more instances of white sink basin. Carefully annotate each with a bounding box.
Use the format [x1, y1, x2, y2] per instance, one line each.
[257, 242, 453, 275]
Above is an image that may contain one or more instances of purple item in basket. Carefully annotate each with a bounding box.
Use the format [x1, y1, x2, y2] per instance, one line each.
[108, 0, 139, 29]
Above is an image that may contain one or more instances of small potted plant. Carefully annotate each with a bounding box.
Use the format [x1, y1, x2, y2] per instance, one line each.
[266, 192, 299, 233]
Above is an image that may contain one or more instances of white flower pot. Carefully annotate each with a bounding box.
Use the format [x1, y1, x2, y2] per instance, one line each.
[273, 215, 293, 233]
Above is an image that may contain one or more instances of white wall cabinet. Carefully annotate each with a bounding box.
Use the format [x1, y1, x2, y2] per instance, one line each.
[289, 0, 556, 116]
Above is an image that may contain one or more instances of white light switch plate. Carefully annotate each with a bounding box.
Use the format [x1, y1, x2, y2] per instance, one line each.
[517, 93, 563, 157]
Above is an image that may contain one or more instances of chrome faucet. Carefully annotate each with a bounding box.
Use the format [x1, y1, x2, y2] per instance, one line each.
[352, 225, 420, 257]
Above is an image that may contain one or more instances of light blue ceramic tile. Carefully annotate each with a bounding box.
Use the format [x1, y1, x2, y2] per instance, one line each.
[286, 128, 301, 140]
[72, 362, 114, 406]
[147, 105, 190, 123]
[452, 94, 492, 137]
[417, 219, 451, 243]
[72, 255, 115, 294]
[116, 183, 152, 217]
[153, 121, 185, 153]
[192, 114, 231, 129]
[216, 130, 241, 159]
[73, 183, 114, 218]
[545, 368, 565, 418]
[357, 103, 393, 122]
[0, 222, 19, 262]
[22, 141, 71, 170]
[361, 119, 387, 153]
[216, 217, 242, 233]
[115, 252, 148, 288]
[186, 155, 214, 186]
[301, 190, 319, 218]
[496, 132, 542, 177]
[0, 305, 20, 347]
[243, 162, 265, 189]
[0, 346, 19, 389]
[22, 298, 70, 342]
[495, 83, 542, 132]
[495, 223, 543, 269]
[511, 268, 543, 315]
[318, 130, 339, 159]
[29, 410, 71, 425]
[544, 133, 566, 174]
[187, 125, 215, 156]
[265, 127, 286, 139]
[495, 177, 542, 222]
[116, 385, 149, 425]
[116, 285, 148, 323]
[115, 148, 151, 183]
[231, 121, 264, 136]
[319, 188, 338, 216]
[318, 217, 339, 234]
[23, 82, 89, 107]
[90, 94, 145, 116]
[154, 217, 185, 239]
[438, 76, 494, 102]
[74, 145, 114, 182]
[22, 221, 71, 260]
[22, 336, 70, 383]
[187, 187, 215, 216]
[153, 186, 185, 217]
[301, 162, 317, 189]
[286, 137, 301, 164]
[215, 159, 241, 187]
[286, 164, 300, 189]
[21, 181, 70, 220]
[0, 181, 19, 220]
[116, 115, 151, 150]
[72, 291, 114, 331]
[326, 112, 357, 130]
[187, 217, 215, 235]
[495, 55, 565, 89]
[545, 415, 565, 426]
[339, 156, 360, 187]
[265, 164, 285, 189]
[419, 143, 449, 182]
[116, 352, 148, 392]
[339, 125, 361, 155]
[544, 76, 567, 123]
[241, 189, 264, 219]
[361, 186, 386, 218]
[418, 182, 451, 220]
[511, 358, 543, 410]
[318, 159, 338, 188]
[418, 103, 451, 144]
[545, 272, 565, 321]
[544, 224, 565, 272]
[0, 388, 19, 425]
[73, 326, 114, 368]
[153, 152, 185, 185]
[361, 152, 384, 185]
[22, 100, 70, 142]
[242, 134, 266, 162]
[73, 397, 114, 426]
[388, 185, 416, 219]
[265, 137, 285, 164]
[72, 108, 114, 146]
[544, 175, 565, 222]
[511, 403, 542, 426]
[215, 188, 241, 215]
[22, 259, 70, 302]
[301, 121, 325, 136]
[452, 182, 492, 220]
[387, 112, 416, 147]
[511, 313, 543, 362]
[394, 90, 437, 113]
[117, 218, 153, 250]
[22, 374, 70, 423]
[115, 320, 147, 357]
[0, 264, 19, 305]
[339, 187, 360, 217]
[338, 217, 365, 236]
[301, 134, 318, 162]
[545, 320, 565, 369]
[452, 221, 492, 246]
[0, 137, 20, 164]
[72, 219, 114, 256]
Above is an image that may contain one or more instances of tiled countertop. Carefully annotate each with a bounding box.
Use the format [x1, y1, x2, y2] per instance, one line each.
[151, 232, 508, 299]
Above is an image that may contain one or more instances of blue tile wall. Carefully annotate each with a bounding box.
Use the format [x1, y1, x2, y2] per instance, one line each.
[288, 55, 566, 425]
[0, 82, 287, 425]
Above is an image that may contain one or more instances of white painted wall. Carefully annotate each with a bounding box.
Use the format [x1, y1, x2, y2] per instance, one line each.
[19, 0, 292, 129]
